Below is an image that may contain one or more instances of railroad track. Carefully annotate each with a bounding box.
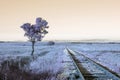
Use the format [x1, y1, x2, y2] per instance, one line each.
[66, 48, 120, 80]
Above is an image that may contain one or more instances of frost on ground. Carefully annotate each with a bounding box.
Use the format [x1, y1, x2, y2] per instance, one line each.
[0, 42, 70, 80]
[70, 42, 120, 76]
[0, 42, 120, 79]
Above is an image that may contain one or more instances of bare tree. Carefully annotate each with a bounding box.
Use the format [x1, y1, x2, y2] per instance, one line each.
[21, 17, 49, 55]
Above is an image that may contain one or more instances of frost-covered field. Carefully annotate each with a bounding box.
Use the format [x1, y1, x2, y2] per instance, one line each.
[0, 41, 120, 79]
[0, 42, 71, 80]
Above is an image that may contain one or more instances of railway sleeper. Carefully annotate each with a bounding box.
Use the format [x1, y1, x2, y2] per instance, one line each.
[68, 72, 81, 80]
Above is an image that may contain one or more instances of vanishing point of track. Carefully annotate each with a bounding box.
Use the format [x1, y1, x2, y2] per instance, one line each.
[66, 48, 120, 80]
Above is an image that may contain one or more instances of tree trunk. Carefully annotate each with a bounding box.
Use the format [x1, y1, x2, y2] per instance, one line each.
[31, 41, 35, 55]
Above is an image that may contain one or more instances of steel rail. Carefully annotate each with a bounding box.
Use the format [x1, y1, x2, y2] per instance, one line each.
[74, 49, 120, 79]
[66, 48, 120, 80]
[66, 48, 85, 80]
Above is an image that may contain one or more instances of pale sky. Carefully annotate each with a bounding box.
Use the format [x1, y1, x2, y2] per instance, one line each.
[0, 0, 120, 41]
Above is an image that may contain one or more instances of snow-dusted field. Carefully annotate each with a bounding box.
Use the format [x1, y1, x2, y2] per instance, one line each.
[0, 41, 120, 79]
